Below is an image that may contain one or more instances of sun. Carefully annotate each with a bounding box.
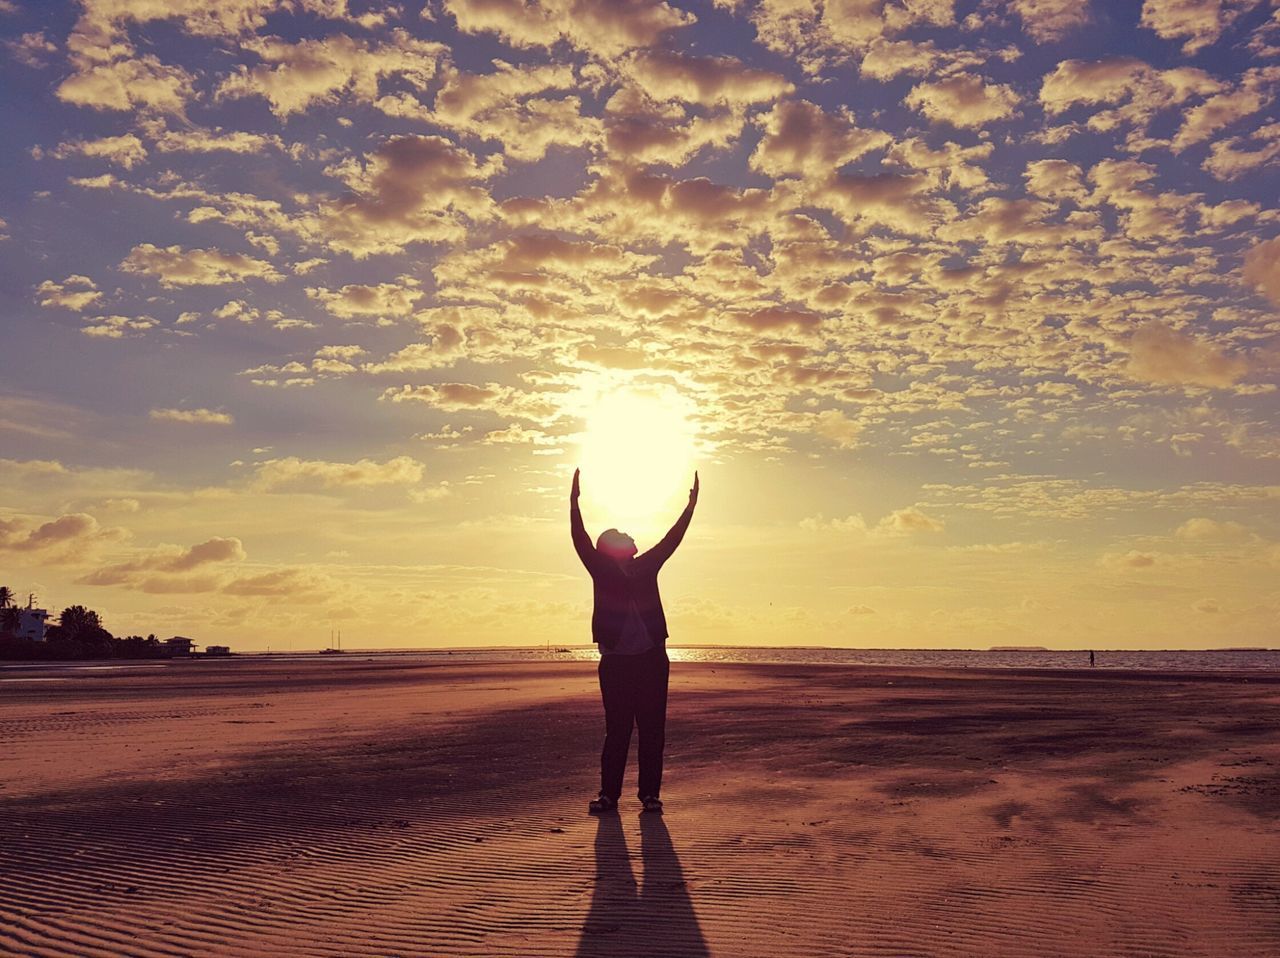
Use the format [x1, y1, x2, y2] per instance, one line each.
[576, 384, 698, 539]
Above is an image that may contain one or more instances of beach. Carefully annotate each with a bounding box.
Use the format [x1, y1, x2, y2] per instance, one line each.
[2, 657, 1279, 957]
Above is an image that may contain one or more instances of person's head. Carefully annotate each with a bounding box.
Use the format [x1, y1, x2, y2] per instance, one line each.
[596, 528, 637, 561]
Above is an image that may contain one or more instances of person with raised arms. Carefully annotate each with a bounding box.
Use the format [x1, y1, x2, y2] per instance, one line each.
[570, 467, 698, 815]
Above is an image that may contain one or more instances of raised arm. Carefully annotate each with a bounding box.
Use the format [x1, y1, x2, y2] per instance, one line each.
[639, 471, 698, 569]
[569, 467, 597, 570]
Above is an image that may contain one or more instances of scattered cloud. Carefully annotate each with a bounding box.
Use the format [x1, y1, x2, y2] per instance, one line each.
[77, 536, 246, 592]
[120, 244, 282, 286]
[150, 407, 234, 425]
[877, 507, 946, 535]
[905, 73, 1020, 129]
[1127, 322, 1250, 389]
[252, 456, 426, 491]
[36, 275, 102, 311]
[0, 512, 126, 563]
[1243, 236, 1280, 307]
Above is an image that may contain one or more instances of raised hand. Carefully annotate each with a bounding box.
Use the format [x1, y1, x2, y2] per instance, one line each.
[571, 467, 581, 502]
[688, 470, 699, 507]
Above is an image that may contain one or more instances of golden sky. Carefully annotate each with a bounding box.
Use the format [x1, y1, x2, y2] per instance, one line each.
[1, 0, 1278, 650]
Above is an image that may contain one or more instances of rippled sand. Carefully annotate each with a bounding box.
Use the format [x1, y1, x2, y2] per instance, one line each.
[2, 658, 1279, 957]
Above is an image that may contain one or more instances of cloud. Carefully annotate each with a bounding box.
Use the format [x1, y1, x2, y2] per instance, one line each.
[417, 61, 600, 163]
[362, 332, 467, 373]
[904, 73, 1020, 129]
[306, 278, 424, 320]
[735, 306, 824, 333]
[57, 54, 194, 115]
[601, 84, 744, 167]
[1243, 236, 1280, 307]
[1171, 84, 1270, 154]
[36, 275, 102, 311]
[800, 514, 869, 533]
[1203, 122, 1280, 180]
[1175, 517, 1251, 541]
[382, 382, 563, 424]
[859, 38, 951, 81]
[57, 15, 195, 115]
[877, 506, 945, 534]
[443, 0, 694, 58]
[811, 408, 862, 449]
[77, 536, 247, 592]
[937, 196, 1097, 247]
[1039, 57, 1155, 113]
[818, 171, 945, 234]
[252, 456, 426, 491]
[70, 0, 361, 39]
[218, 30, 445, 117]
[150, 408, 234, 425]
[5, 30, 58, 68]
[50, 133, 148, 168]
[751, 99, 890, 180]
[221, 567, 332, 599]
[0, 512, 126, 562]
[886, 137, 993, 191]
[1101, 550, 1159, 568]
[1140, 0, 1262, 54]
[120, 244, 282, 286]
[81, 314, 157, 339]
[625, 50, 793, 106]
[1023, 158, 1090, 202]
[1127, 322, 1249, 389]
[147, 123, 281, 155]
[321, 135, 500, 257]
[1011, 0, 1091, 42]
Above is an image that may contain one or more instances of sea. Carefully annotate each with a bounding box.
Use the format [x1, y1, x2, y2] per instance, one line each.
[286, 645, 1280, 672]
[4, 646, 1279, 674]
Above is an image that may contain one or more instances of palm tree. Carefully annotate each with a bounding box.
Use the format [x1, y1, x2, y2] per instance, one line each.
[0, 606, 19, 636]
[0, 586, 12, 609]
[59, 605, 101, 639]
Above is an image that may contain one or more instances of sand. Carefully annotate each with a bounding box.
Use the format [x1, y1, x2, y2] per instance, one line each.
[2, 656, 1279, 957]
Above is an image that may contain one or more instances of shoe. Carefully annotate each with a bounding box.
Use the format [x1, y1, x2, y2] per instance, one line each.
[640, 795, 663, 815]
[588, 794, 618, 814]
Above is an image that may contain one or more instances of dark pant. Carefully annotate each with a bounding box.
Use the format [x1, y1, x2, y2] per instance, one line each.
[597, 647, 670, 801]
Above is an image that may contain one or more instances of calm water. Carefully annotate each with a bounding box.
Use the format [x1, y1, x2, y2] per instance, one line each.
[311, 645, 1280, 672]
[4, 647, 1279, 674]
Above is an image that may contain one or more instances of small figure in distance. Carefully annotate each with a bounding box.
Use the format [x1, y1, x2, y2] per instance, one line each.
[1089, 650, 1095, 668]
[570, 467, 699, 816]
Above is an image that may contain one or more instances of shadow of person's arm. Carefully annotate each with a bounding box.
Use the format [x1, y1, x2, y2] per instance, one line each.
[637, 472, 698, 570]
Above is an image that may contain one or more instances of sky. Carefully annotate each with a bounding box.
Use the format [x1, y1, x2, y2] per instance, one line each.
[1, 0, 1278, 651]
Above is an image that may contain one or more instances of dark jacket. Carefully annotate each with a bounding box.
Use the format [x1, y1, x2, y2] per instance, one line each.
[570, 501, 694, 650]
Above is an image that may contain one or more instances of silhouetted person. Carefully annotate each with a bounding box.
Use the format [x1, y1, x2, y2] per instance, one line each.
[570, 467, 698, 815]
[1089, 650, 1096, 667]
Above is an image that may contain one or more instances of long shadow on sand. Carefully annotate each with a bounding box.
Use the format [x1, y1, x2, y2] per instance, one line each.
[575, 814, 709, 958]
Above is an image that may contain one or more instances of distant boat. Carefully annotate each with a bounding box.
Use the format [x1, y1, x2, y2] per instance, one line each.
[322, 628, 345, 654]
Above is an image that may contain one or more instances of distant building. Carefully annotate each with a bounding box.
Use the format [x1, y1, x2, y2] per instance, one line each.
[16, 607, 50, 642]
[161, 636, 195, 657]
[204, 645, 231, 656]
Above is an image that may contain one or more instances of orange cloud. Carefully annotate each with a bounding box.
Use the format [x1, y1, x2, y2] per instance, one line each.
[1126, 322, 1249, 389]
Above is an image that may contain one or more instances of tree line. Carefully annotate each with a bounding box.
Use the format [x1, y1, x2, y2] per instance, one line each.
[0, 587, 169, 661]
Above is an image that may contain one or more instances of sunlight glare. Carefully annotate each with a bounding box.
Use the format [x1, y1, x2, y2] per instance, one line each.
[576, 385, 698, 539]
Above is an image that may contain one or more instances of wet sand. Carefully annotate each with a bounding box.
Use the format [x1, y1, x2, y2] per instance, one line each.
[2, 657, 1279, 957]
